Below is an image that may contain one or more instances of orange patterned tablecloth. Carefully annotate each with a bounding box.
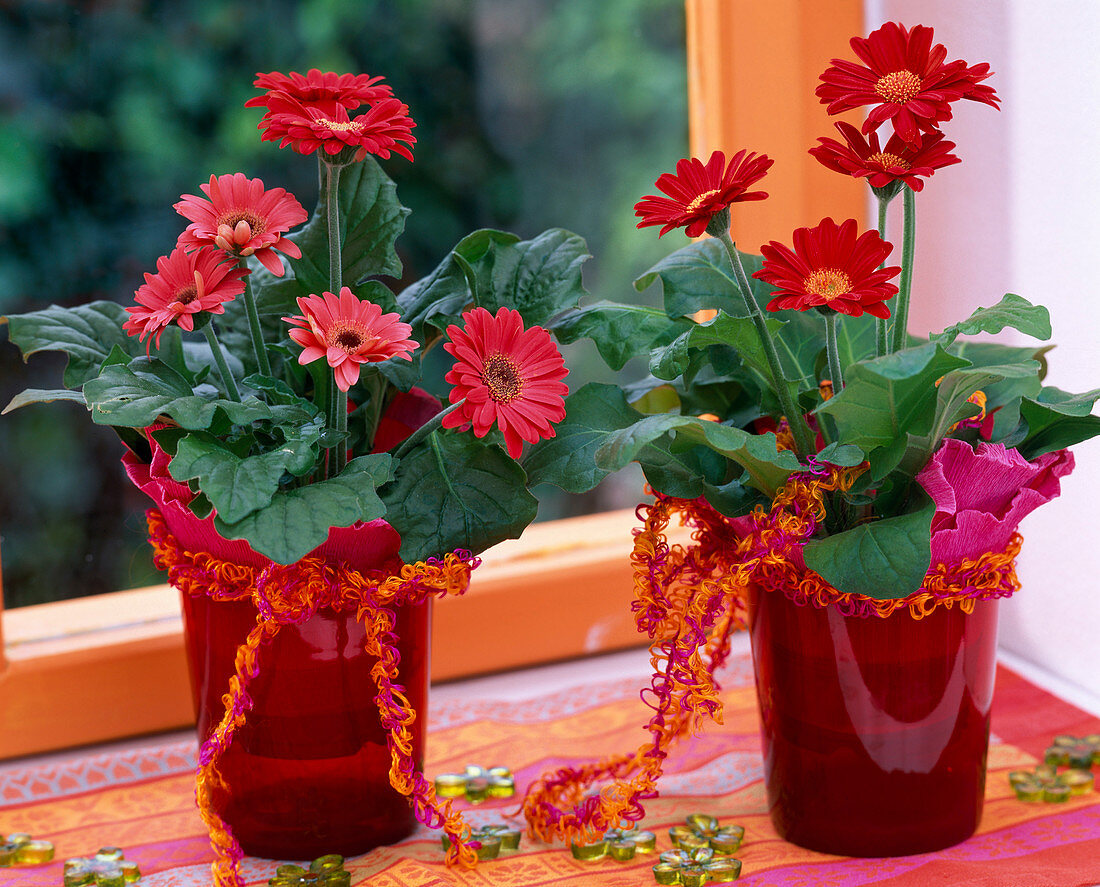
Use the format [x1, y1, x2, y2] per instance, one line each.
[3, 653, 1099, 886]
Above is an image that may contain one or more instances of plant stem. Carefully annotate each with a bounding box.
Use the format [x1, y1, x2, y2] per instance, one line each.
[391, 400, 465, 461]
[237, 262, 272, 377]
[323, 161, 343, 479]
[203, 322, 241, 402]
[824, 311, 844, 390]
[875, 192, 892, 357]
[890, 186, 917, 354]
[718, 231, 815, 458]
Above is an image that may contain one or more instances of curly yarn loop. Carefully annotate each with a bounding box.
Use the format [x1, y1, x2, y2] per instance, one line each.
[146, 509, 481, 887]
[522, 466, 1022, 847]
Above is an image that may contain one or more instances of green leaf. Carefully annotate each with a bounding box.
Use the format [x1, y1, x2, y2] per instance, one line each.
[834, 313, 879, 367]
[596, 414, 801, 497]
[398, 229, 519, 338]
[815, 343, 970, 451]
[215, 454, 394, 565]
[686, 310, 786, 383]
[552, 302, 687, 371]
[634, 238, 747, 318]
[83, 357, 274, 431]
[1018, 386, 1100, 459]
[522, 383, 642, 493]
[803, 491, 935, 600]
[168, 433, 317, 524]
[815, 442, 865, 467]
[288, 157, 410, 295]
[3, 301, 183, 388]
[932, 293, 1052, 348]
[382, 432, 538, 562]
[703, 477, 763, 518]
[2, 388, 86, 414]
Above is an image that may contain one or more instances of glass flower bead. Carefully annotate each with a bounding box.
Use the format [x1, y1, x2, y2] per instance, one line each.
[433, 765, 514, 802]
[1009, 764, 1094, 802]
[0, 832, 54, 866]
[442, 824, 521, 860]
[62, 847, 141, 886]
[1044, 735, 1100, 770]
[668, 814, 745, 855]
[652, 847, 742, 885]
[571, 826, 657, 861]
[268, 854, 351, 885]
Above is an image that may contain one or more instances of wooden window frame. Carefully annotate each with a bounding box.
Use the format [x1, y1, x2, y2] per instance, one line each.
[0, 0, 862, 760]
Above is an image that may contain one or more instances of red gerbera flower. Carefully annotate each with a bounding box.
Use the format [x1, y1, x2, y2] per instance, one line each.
[174, 173, 308, 277]
[441, 306, 569, 460]
[123, 246, 247, 349]
[283, 287, 418, 391]
[245, 69, 393, 111]
[817, 22, 1000, 146]
[634, 149, 773, 238]
[256, 93, 416, 162]
[754, 218, 900, 319]
[809, 122, 960, 192]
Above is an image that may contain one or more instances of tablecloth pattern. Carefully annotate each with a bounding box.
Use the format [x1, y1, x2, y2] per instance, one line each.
[2, 653, 1099, 887]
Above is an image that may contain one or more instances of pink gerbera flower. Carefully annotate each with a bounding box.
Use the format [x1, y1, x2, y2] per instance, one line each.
[634, 149, 773, 238]
[245, 69, 393, 111]
[441, 306, 569, 460]
[283, 287, 418, 391]
[174, 173, 308, 277]
[754, 218, 900, 319]
[809, 122, 960, 192]
[255, 94, 417, 162]
[123, 246, 247, 349]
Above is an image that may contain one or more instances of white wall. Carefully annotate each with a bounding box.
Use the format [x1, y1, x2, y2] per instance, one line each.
[869, 0, 1100, 704]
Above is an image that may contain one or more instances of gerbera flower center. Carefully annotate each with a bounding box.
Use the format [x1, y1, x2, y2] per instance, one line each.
[174, 285, 198, 305]
[685, 188, 722, 213]
[875, 69, 922, 104]
[482, 352, 523, 403]
[328, 319, 369, 353]
[868, 151, 910, 170]
[217, 209, 267, 238]
[804, 269, 853, 301]
[319, 117, 364, 134]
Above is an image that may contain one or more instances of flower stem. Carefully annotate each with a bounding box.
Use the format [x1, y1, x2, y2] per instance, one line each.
[391, 400, 465, 461]
[718, 231, 815, 458]
[203, 322, 241, 402]
[824, 311, 844, 390]
[237, 262, 272, 377]
[323, 161, 343, 479]
[875, 192, 892, 357]
[889, 186, 917, 354]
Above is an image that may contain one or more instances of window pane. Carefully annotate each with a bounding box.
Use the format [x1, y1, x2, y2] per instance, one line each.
[0, 0, 687, 606]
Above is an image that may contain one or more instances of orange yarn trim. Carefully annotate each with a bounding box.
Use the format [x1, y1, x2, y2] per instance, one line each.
[146, 510, 481, 886]
[522, 465, 1023, 847]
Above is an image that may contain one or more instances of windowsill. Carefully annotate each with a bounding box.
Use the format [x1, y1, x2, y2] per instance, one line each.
[0, 507, 688, 760]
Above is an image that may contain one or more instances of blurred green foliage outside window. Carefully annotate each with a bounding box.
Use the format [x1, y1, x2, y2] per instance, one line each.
[0, 0, 687, 607]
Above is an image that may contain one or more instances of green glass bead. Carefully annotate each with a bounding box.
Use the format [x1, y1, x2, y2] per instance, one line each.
[1007, 770, 1033, 787]
[481, 825, 522, 851]
[474, 834, 503, 861]
[63, 848, 140, 886]
[686, 814, 719, 836]
[711, 826, 745, 855]
[653, 862, 683, 885]
[434, 774, 468, 798]
[608, 840, 636, 860]
[681, 866, 709, 887]
[1059, 769, 1095, 795]
[1043, 782, 1071, 803]
[0, 832, 55, 866]
[705, 858, 743, 882]
[1012, 776, 1046, 802]
[571, 839, 608, 861]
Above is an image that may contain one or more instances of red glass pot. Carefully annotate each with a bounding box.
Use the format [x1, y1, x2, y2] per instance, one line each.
[747, 584, 999, 857]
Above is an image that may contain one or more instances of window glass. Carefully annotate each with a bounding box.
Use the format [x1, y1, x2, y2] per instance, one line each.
[0, 0, 687, 606]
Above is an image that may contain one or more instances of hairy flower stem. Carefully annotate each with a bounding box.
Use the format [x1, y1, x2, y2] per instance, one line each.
[391, 400, 466, 461]
[824, 311, 844, 390]
[890, 187, 917, 354]
[718, 231, 815, 458]
[875, 192, 893, 357]
[237, 263, 272, 377]
[203, 323, 241, 402]
[324, 161, 344, 477]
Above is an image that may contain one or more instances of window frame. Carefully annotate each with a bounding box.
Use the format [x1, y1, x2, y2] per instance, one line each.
[0, 0, 863, 760]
